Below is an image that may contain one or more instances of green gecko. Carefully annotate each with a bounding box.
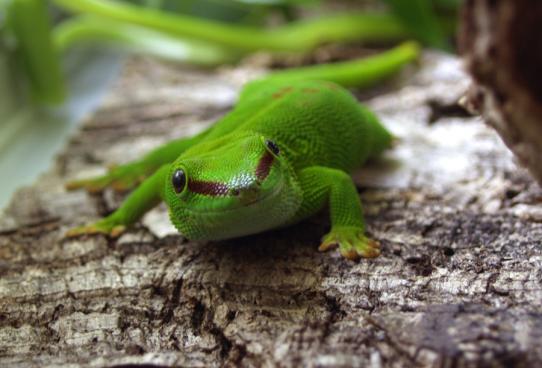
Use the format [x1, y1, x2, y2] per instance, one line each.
[66, 42, 419, 260]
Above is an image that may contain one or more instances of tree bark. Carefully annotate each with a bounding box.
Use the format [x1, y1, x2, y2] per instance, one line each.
[1, 53, 542, 367]
[460, 0, 542, 186]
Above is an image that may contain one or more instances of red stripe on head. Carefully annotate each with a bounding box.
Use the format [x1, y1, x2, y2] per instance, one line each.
[188, 180, 229, 196]
[255, 151, 274, 181]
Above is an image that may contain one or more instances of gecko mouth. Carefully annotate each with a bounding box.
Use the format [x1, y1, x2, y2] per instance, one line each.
[179, 176, 284, 215]
[185, 148, 276, 198]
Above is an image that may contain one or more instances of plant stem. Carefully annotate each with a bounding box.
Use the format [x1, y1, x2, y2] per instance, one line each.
[54, 16, 238, 66]
[53, 0, 410, 53]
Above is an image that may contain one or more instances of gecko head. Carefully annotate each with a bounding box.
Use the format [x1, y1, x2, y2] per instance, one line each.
[164, 133, 302, 240]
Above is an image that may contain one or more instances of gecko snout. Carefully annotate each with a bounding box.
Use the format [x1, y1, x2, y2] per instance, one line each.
[230, 180, 261, 204]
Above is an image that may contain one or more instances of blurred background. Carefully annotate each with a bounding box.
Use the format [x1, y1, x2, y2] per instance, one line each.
[0, 0, 461, 209]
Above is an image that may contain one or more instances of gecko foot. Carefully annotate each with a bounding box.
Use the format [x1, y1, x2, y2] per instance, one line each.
[319, 226, 381, 260]
[65, 176, 114, 193]
[66, 219, 126, 238]
[66, 164, 148, 193]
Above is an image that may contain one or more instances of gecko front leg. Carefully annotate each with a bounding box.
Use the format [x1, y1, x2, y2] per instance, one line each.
[293, 166, 380, 260]
[66, 164, 170, 237]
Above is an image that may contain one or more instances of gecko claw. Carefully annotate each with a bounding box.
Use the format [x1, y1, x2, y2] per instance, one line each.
[318, 241, 339, 252]
[319, 226, 381, 260]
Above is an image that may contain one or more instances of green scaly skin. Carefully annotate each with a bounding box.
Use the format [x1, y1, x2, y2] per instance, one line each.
[66, 42, 420, 260]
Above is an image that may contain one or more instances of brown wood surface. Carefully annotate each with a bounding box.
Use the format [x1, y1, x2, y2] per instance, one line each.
[1, 52, 541, 367]
[460, 0, 542, 186]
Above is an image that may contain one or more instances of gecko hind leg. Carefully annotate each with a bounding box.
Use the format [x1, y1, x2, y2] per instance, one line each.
[66, 127, 211, 193]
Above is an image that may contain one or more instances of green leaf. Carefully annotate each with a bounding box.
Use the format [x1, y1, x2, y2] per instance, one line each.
[6, 0, 66, 104]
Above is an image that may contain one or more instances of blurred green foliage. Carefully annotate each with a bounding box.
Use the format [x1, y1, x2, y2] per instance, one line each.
[3, 0, 65, 104]
[0, 0, 461, 109]
[384, 0, 454, 51]
[53, 16, 238, 66]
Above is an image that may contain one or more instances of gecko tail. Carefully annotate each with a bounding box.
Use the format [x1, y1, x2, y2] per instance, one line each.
[261, 41, 421, 89]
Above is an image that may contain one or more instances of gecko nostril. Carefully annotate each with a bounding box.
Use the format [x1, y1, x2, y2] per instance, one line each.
[230, 181, 261, 203]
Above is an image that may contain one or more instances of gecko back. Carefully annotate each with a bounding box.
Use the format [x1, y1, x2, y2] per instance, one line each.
[205, 79, 393, 173]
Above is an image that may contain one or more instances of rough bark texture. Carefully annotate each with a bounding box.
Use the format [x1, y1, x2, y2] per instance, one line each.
[460, 0, 542, 186]
[1, 52, 542, 367]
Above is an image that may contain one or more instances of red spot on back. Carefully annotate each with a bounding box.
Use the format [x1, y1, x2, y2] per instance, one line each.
[324, 82, 339, 90]
[272, 86, 293, 99]
[302, 87, 319, 93]
[255, 151, 275, 181]
[188, 180, 229, 196]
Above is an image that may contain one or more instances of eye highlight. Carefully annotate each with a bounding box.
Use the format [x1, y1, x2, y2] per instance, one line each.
[265, 139, 280, 156]
[172, 169, 186, 193]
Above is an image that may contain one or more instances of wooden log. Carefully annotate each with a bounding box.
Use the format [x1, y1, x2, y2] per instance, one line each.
[1, 53, 541, 367]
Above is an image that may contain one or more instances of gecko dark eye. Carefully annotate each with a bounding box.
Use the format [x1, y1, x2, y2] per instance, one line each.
[172, 169, 186, 193]
[265, 139, 280, 156]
